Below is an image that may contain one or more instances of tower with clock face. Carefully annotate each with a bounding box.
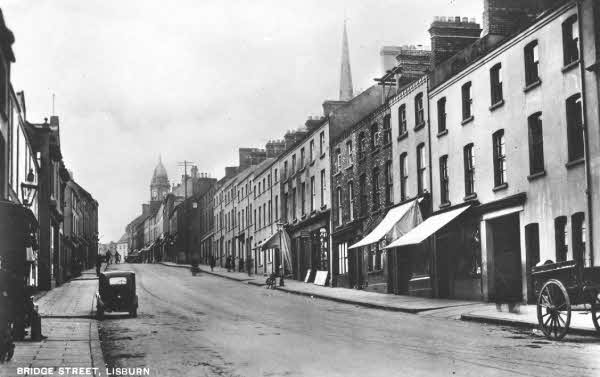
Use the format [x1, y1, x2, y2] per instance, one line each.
[150, 155, 170, 203]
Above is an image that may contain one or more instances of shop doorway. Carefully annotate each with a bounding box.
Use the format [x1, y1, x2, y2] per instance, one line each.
[491, 213, 523, 302]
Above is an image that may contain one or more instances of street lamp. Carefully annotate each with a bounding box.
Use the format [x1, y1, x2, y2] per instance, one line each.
[21, 169, 38, 207]
[276, 222, 285, 286]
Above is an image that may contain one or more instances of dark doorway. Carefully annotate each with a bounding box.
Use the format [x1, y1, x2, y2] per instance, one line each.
[525, 223, 540, 303]
[491, 213, 522, 303]
[435, 232, 458, 299]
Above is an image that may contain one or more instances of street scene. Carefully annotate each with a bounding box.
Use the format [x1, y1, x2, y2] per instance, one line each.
[3, 0, 600, 376]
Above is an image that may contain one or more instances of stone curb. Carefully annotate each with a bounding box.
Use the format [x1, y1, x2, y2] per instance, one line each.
[158, 262, 257, 283]
[460, 313, 597, 337]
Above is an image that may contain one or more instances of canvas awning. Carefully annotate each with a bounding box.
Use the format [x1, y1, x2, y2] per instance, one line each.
[349, 199, 422, 250]
[261, 232, 280, 250]
[385, 205, 470, 248]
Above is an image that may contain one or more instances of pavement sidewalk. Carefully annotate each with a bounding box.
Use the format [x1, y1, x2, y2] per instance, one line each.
[160, 261, 599, 336]
[0, 268, 106, 377]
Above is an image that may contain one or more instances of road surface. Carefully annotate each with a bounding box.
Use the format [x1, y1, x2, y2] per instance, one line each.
[98, 264, 600, 377]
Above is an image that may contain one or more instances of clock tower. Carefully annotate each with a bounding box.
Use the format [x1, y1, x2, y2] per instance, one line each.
[150, 155, 170, 202]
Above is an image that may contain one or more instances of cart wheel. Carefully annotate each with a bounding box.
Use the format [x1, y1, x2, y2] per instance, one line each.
[96, 307, 104, 321]
[592, 303, 600, 333]
[537, 279, 571, 340]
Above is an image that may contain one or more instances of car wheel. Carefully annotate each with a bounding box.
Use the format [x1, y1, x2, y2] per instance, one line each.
[130, 308, 137, 318]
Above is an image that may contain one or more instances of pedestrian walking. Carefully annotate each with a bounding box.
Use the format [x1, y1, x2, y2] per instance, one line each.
[226, 256, 231, 272]
[115, 251, 120, 264]
[238, 257, 244, 272]
[210, 254, 216, 272]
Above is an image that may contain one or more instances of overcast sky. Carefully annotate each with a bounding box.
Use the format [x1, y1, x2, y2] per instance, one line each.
[3, 0, 481, 243]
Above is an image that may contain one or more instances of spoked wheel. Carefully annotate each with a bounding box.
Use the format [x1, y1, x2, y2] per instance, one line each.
[537, 279, 571, 340]
[592, 302, 600, 333]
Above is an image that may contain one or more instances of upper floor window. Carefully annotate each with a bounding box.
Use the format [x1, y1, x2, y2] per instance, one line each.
[359, 174, 367, 216]
[310, 176, 315, 212]
[274, 169, 278, 183]
[309, 139, 315, 161]
[416, 143, 427, 195]
[566, 93, 584, 162]
[528, 112, 545, 175]
[346, 140, 353, 166]
[372, 167, 380, 210]
[283, 161, 288, 179]
[398, 104, 407, 135]
[370, 123, 380, 149]
[562, 15, 579, 66]
[358, 132, 366, 160]
[385, 160, 393, 205]
[348, 181, 354, 221]
[572, 212, 586, 265]
[490, 63, 503, 105]
[400, 152, 408, 201]
[439, 155, 449, 204]
[524, 40, 540, 85]
[383, 114, 392, 144]
[300, 148, 305, 169]
[335, 148, 342, 173]
[437, 97, 447, 134]
[493, 130, 506, 187]
[319, 131, 325, 155]
[462, 82, 473, 120]
[415, 93, 424, 126]
[463, 143, 475, 196]
[320, 169, 326, 207]
[291, 154, 296, 174]
[337, 187, 343, 226]
[301, 182, 306, 215]
[555, 216, 568, 262]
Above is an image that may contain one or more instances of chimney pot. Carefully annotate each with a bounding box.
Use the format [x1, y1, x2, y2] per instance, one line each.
[455, 16, 461, 23]
[462, 17, 468, 23]
[434, 16, 440, 21]
[440, 16, 446, 22]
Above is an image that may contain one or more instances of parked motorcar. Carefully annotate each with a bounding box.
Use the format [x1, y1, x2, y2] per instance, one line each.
[96, 271, 138, 319]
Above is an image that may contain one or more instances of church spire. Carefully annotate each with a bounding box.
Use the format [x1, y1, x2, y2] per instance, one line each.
[339, 20, 354, 101]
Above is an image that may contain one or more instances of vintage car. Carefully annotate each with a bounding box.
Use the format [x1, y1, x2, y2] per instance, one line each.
[96, 271, 138, 319]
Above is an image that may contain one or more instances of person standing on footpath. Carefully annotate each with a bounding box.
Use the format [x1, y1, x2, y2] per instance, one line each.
[210, 254, 216, 272]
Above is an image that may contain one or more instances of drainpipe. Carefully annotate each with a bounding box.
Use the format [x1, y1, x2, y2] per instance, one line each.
[576, 0, 594, 267]
[425, 76, 438, 297]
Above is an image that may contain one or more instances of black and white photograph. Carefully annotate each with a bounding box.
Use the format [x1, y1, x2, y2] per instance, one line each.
[1, 0, 600, 376]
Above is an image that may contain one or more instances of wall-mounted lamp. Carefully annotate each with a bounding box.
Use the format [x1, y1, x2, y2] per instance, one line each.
[21, 169, 38, 207]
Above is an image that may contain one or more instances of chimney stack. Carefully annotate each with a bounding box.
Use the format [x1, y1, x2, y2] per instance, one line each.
[482, 0, 544, 36]
[429, 16, 482, 68]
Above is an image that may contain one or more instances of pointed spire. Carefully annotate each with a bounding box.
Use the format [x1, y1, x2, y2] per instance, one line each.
[339, 20, 354, 101]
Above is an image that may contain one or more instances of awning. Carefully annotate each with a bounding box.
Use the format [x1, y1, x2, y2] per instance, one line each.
[200, 231, 214, 243]
[385, 205, 470, 248]
[261, 232, 280, 250]
[349, 199, 421, 249]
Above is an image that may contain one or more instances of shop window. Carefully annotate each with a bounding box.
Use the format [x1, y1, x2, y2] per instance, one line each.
[572, 212, 585, 265]
[528, 112, 545, 175]
[463, 143, 475, 196]
[555, 216, 568, 262]
[524, 40, 540, 85]
[338, 243, 348, 275]
[562, 15, 579, 66]
[493, 130, 506, 187]
[437, 97, 447, 134]
[490, 63, 503, 105]
[398, 104, 407, 135]
[462, 82, 473, 120]
[566, 94, 584, 162]
[400, 152, 408, 201]
[439, 155, 449, 204]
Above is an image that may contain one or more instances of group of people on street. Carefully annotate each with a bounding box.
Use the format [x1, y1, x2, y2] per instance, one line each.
[225, 255, 245, 273]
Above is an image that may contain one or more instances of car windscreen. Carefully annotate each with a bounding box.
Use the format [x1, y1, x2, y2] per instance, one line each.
[108, 277, 128, 285]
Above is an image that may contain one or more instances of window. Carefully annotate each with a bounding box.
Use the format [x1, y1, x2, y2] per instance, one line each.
[337, 187, 343, 226]
[383, 114, 392, 144]
[398, 104, 407, 135]
[462, 82, 472, 120]
[320, 169, 326, 207]
[358, 132, 366, 160]
[301, 182, 306, 215]
[493, 130, 506, 187]
[268, 201, 272, 223]
[338, 243, 348, 275]
[275, 195, 279, 220]
[525, 223, 541, 270]
[439, 155, 449, 204]
[417, 143, 427, 195]
[258, 206, 261, 227]
[385, 160, 393, 205]
[292, 187, 297, 219]
[490, 63, 503, 105]
[274, 169, 278, 183]
[372, 167, 380, 210]
[258, 182, 261, 194]
[524, 41, 540, 85]
[291, 154, 296, 174]
[335, 148, 342, 173]
[463, 143, 475, 196]
[562, 15, 579, 66]
[346, 140, 353, 166]
[283, 161, 288, 179]
[370, 123, 380, 149]
[400, 152, 408, 201]
[263, 203, 267, 226]
[359, 174, 367, 216]
[309, 140, 315, 162]
[300, 147, 305, 169]
[282, 193, 288, 221]
[0, 63, 6, 119]
[348, 181, 354, 221]
[415, 93, 424, 126]
[437, 97, 447, 133]
[528, 112, 545, 175]
[555, 216, 568, 262]
[566, 94, 584, 162]
[572, 213, 585, 265]
[319, 131, 325, 155]
[310, 176, 315, 211]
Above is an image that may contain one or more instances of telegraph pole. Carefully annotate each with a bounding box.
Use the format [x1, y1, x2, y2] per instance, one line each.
[177, 160, 194, 263]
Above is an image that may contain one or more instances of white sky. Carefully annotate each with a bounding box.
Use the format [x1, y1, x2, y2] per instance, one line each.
[3, 0, 482, 243]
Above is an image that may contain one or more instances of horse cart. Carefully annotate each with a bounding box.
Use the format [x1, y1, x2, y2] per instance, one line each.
[531, 260, 600, 340]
